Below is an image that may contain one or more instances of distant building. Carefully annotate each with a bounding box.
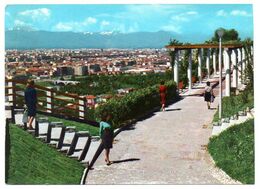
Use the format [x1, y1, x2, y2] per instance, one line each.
[56, 66, 74, 76]
[74, 65, 88, 76]
[89, 64, 101, 73]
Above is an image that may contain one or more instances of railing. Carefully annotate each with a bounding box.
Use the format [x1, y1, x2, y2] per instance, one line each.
[5, 79, 94, 123]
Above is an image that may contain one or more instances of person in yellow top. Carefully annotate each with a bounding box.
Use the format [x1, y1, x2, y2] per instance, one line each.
[99, 113, 114, 165]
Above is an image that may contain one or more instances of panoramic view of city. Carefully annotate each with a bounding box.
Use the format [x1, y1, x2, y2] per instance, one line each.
[4, 3, 255, 186]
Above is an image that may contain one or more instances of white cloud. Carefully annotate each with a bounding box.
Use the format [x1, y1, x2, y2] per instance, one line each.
[53, 17, 98, 31]
[216, 10, 227, 17]
[14, 19, 26, 26]
[13, 19, 36, 31]
[230, 10, 252, 17]
[186, 11, 198, 15]
[101, 20, 110, 26]
[161, 25, 181, 34]
[5, 11, 10, 17]
[55, 22, 73, 31]
[171, 11, 198, 22]
[19, 8, 51, 21]
[83, 17, 97, 25]
[171, 15, 189, 22]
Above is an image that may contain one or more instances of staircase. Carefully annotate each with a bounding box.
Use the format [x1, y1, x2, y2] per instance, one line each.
[6, 107, 101, 167]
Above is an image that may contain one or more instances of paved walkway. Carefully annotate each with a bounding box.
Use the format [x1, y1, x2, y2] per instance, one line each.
[86, 80, 238, 184]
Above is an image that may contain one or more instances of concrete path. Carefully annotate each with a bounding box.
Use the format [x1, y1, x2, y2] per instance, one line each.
[86, 82, 237, 184]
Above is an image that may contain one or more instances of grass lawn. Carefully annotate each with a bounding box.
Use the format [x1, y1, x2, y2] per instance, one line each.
[208, 119, 254, 184]
[213, 88, 254, 122]
[6, 124, 85, 184]
[38, 114, 99, 136]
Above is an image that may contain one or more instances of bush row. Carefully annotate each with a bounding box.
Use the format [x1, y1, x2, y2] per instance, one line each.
[95, 80, 178, 128]
[213, 87, 254, 122]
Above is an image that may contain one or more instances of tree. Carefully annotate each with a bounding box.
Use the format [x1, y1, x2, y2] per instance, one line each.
[211, 28, 241, 43]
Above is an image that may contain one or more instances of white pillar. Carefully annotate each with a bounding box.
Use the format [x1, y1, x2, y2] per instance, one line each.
[174, 50, 179, 85]
[224, 49, 231, 96]
[46, 87, 53, 113]
[198, 48, 202, 83]
[206, 48, 211, 78]
[213, 50, 216, 75]
[188, 49, 192, 90]
[232, 49, 238, 89]
[242, 47, 246, 83]
[237, 48, 242, 85]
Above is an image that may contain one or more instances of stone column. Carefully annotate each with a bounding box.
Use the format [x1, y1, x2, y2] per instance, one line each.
[187, 49, 192, 90]
[242, 47, 246, 83]
[237, 48, 242, 85]
[198, 48, 202, 83]
[206, 48, 211, 78]
[213, 49, 216, 75]
[174, 50, 179, 86]
[224, 49, 231, 96]
[232, 49, 238, 89]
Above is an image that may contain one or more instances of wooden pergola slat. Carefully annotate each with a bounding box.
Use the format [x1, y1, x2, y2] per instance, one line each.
[165, 43, 244, 50]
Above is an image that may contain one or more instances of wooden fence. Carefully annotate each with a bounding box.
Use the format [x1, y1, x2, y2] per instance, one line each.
[5, 79, 95, 123]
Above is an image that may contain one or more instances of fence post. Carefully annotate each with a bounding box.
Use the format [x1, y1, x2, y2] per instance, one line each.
[46, 87, 53, 113]
[7, 80, 15, 106]
[79, 96, 87, 120]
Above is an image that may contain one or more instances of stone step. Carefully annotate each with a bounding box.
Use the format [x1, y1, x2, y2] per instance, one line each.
[212, 126, 222, 136]
[81, 138, 100, 164]
[38, 122, 49, 135]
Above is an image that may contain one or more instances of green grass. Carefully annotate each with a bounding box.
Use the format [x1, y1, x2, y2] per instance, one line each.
[208, 119, 254, 184]
[38, 114, 99, 136]
[213, 88, 254, 122]
[6, 124, 85, 184]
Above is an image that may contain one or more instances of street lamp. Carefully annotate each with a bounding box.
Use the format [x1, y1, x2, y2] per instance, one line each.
[217, 28, 224, 119]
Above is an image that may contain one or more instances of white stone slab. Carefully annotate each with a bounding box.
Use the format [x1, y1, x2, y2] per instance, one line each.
[82, 140, 100, 163]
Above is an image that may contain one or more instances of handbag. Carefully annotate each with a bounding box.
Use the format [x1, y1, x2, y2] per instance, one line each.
[211, 94, 215, 103]
[22, 108, 28, 123]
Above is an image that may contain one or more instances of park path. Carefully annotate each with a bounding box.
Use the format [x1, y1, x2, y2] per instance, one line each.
[85, 78, 236, 184]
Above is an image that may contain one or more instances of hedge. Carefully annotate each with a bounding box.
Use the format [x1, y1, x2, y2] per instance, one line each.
[95, 80, 178, 128]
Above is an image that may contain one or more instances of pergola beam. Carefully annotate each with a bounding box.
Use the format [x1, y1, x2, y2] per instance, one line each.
[165, 44, 243, 50]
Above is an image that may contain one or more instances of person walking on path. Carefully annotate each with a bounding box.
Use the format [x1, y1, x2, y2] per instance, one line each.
[159, 80, 167, 111]
[99, 113, 114, 166]
[24, 79, 37, 130]
[204, 81, 214, 109]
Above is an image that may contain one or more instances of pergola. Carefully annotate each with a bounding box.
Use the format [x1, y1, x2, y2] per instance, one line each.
[165, 43, 249, 96]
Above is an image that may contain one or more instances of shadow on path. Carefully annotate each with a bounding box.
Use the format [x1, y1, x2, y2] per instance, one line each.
[112, 158, 140, 164]
[165, 108, 182, 112]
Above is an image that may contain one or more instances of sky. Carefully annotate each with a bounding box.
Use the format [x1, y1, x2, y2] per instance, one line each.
[5, 4, 253, 39]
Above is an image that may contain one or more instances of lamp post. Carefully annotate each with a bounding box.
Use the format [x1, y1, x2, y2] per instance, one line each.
[217, 29, 224, 119]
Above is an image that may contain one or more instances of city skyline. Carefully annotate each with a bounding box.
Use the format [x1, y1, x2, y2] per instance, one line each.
[5, 4, 253, 40]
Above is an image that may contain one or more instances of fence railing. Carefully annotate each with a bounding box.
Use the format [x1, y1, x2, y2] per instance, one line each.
[5, 79, 92, 122]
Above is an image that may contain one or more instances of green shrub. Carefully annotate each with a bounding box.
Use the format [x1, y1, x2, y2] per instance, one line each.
[213, 87, 254, 121]
[95, 81, 178, 128]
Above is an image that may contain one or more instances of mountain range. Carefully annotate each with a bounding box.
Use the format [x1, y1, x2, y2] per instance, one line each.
[5, 30, 209, 50]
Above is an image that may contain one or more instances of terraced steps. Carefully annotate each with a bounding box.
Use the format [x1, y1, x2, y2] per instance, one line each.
[7, 107, 103, 168]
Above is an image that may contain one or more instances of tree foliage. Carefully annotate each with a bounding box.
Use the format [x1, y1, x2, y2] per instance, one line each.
[211, 28, 241, 42]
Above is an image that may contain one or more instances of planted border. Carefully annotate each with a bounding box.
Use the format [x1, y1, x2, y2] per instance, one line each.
[95, 80, 178, 128]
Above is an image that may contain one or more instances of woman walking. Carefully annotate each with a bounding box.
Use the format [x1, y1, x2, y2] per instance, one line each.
[24, 79, 37, 130]
[159, 80, 167, 111]
[204, 81, 214, 109]
[99, 113, 114, 165]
